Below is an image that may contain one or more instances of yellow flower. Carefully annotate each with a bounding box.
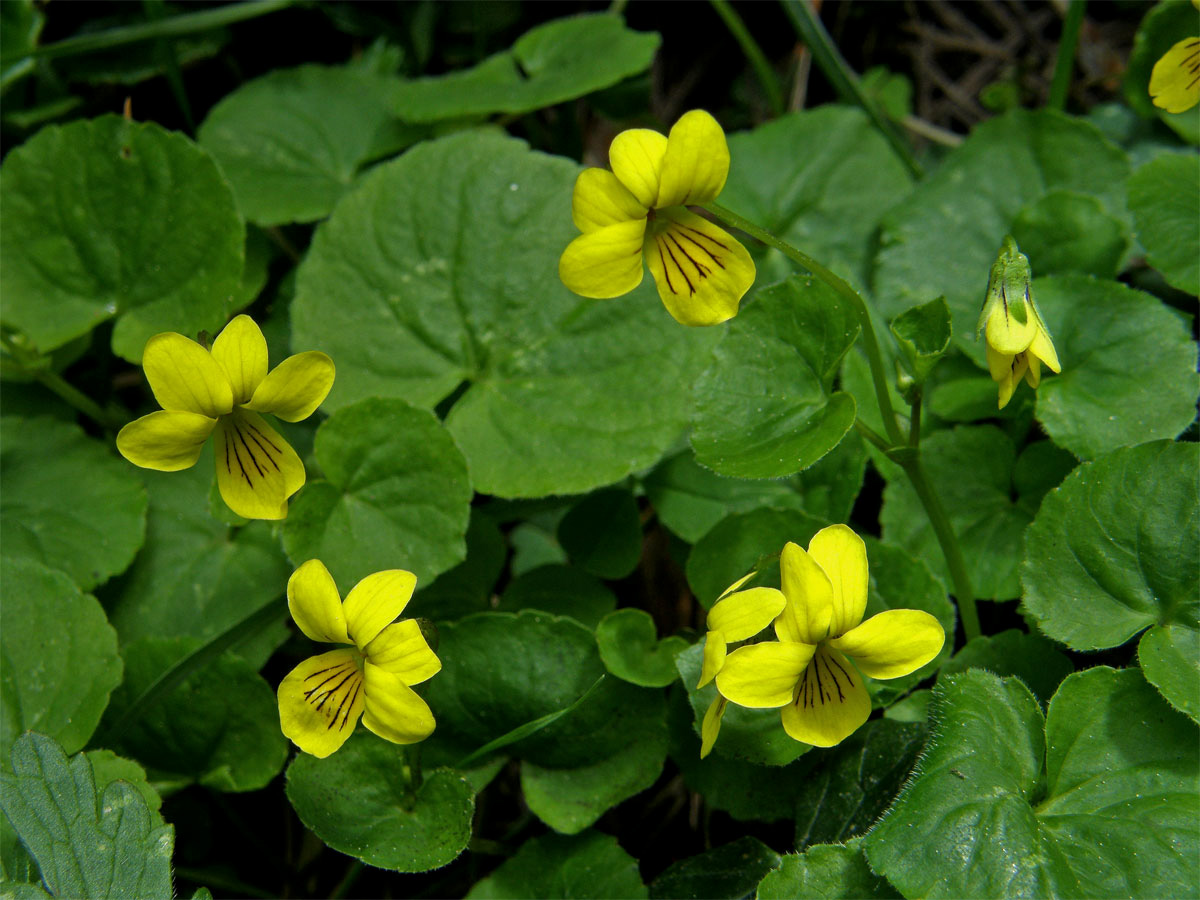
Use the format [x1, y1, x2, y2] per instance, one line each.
[715, 525, 945, 748]
[277, 560, 440, 758]
[116, 315, 334, 519]
[1150, 36, 1200, 114]
[558, 109, 756, 326]
[977, 236, 1061, 410]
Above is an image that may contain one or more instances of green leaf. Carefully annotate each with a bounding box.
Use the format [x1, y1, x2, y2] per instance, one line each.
[101, 637, 287, 792]
[496, 564, 616, 630]
[0, 733, 173, 900]
[408, 511, 507, 622]
[1010, 190, 1128, 278]
[292, 130, 718, 498]
[199, 64, 417, 226]
[881, 425, 1032, 600]
[864, 668, 1199, 899]
[0, 115, 244, 362]
[84, 750, 162, 816]
[0, 558, 122, 758]
[758, 841, 900, 900]
[557, 488, 642, 579]
[1, 416, 146, 591]
[649, 837, 780, 900]
[595, 609, 687, 688]
[889, 295, 952, 383]
[1128, 154, 1200, 295]
[874, 110, 1129, 359]
[940, 630, 1073, 703]
[1033, 276, 1199, 459]
[1140, 624, 1200, 722]
[389, 15, 659, 122]
[721, 107, 914, 289]
[466, 831, 647, 899]
[690, 276, 859, 478]
[282, 398, 472, 592]
[286, 732, 473, 873]
[1125, 1, 1200, 142]
[1022, 441, 1198, 719]
[1011, 439, 1078, 509]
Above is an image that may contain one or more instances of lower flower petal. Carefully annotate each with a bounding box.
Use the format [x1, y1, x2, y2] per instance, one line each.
[716, 641, 815, 709]
[558, 220, 647, 299]
[277, 649, 364, 758]
[984, 297, 1038, 355]
[828, 609, 945, 679]
[287, 559, 349, 644]
[700, 695, 727, 759]
[364, 619, 441, 685]
[214, 409, 305, 520]
[361, 663, 436, 745]
[707, 587, 787, 642]
[244, 351, 335, 423]
[645, 210, 755, 326]
[697, 630, 727, 688]
[780, 647, 870, 748]
[344, 569, 418, 648]
[1150, 37, 1200, 114]
[116, 410, 215, 471]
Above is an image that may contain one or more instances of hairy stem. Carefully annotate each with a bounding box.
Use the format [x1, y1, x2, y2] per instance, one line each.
[1047, 0, 1087, 111]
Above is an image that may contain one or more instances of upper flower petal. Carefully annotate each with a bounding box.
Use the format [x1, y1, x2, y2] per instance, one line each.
[344, 569, 418, 649]
[142, 332, 233, 417]
[571, 168, 648, 233]
[807, 525, 869, 637]
[700, 695, 727, 759]
[361, 662, 436, 745]
[644, 209, 755, 326]
[244, 351, 335, 423]
[716, 641, 815, 709]
[116, 410, 216, 472]
[656, 109, 731, 209]
[777, 541, 834, 645]
[364, 619, 441, 685]
[558, 220, 647, 299]
[697, 630, 727, 688]
[707, 587, 787, 642]
[277, 648, 364, 758]
[214, 409, 305, 520]
[780, 646, 871, 748]
[609, 127, 668, 208]
[827, 609, 945, 680]
[287, 559, 349, 645]
[210, 315, 268, 405]
[1150, 37, 1200, 115]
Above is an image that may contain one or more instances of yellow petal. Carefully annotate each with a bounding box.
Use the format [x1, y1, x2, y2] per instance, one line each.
[698, 630, 727, 688]
[807, 525, 869, 637]
[827, 609, 945, 680]
[361, 663, 436, 745]
[210, 315, 268, 405]
[142, 332, 233, 417]
[777, 541, 834, 645]
[1150, 38, 1200, 115]
[244, 351, 335, 423]
[277, 649, 364, 758]
[287, 559, 349, 644]
[571, 167, 647, 233]
[645, 210, 755, 326]
[716, 641, 815, 709]
[1027, 321, 1060, 374]
[1025, 353, 1042, 389]
[558, 221, 647, 299]
[344, 569, 418, 648]
[986, 343, 1013, 382]
[657, 109, 731, 209]
[780, 647, 871, 748]
[707, 587, 787, 642]
[213, 409, 305, 520]
[717, 571, 756, 600]
[984, 290, 1038, 355]
[608, 127, 668, 208]
[116, 410, 215, 471]
[700, 695, 727, 759]
[364, 619, 441, 685]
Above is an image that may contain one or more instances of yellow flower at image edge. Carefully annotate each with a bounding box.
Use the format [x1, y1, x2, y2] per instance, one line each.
[558, 109, 756, 327]
[1150, 33, 1200, 115]
[116, 315, 334, 519]
[278, 560, 440, 758]
[716, 525, 945, 748]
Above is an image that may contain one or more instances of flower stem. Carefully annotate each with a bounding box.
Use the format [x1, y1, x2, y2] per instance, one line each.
[0, 333, 124, 431]
[1047, 0, 1087, 112]
[709, 0, 785, 117]
[704, 201, 906, 446]
[405, 742, 424, 793]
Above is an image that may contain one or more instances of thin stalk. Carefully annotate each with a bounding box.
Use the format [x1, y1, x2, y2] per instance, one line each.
[329, 861, 365, 900]
[142, 0, 195, 132]
[901, 115, 963, 147]
[705, 201, 906, 446]
[1047, 0, 1086, 111]
[854, 418, 890, 454]
[899, 458, 981, 641]
[405, 742, 424, 793]
[780, 0, 922, 179]
[1, 334, 123, 431]
[710, 0, 785, 117]
[908, 391, 922, 448]
[1, 0, 293, 65]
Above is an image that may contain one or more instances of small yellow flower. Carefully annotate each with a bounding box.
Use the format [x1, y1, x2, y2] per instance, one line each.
[1150, 32, 1200, 114]
[715, 525, 944, 748]
[277, 560, 440, 758]
[977, 236, 1061, 410]
[558, 109, 756, 326]
[116, 315, 334, 519]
